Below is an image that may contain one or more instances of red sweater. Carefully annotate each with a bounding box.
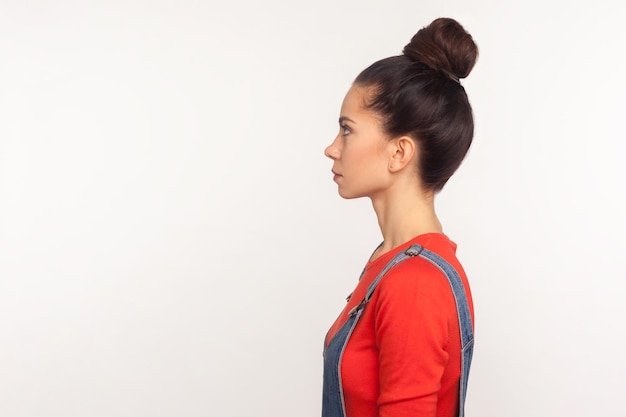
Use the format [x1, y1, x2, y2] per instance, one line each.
[325, 233, 474, 417]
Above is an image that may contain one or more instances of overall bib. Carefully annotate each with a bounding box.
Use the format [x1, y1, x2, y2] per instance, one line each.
[322, 244, 474, 417]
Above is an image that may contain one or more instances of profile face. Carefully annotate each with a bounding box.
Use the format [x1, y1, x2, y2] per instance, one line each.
[324, 85, 393, 199]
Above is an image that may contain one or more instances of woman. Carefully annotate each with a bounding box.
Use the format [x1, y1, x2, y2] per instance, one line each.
[322, 18, 478, 417]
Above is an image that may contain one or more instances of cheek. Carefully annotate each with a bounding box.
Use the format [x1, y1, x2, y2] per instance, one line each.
[347, 141, 381, 161]
[356, 144, 387, 169]
[346, 149, 387, 185]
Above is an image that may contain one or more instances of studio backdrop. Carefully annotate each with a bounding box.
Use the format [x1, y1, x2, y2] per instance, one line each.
[1, 1, 625, 416]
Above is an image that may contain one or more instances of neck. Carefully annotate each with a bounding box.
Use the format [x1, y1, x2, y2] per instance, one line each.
[369, 183, 442, 260]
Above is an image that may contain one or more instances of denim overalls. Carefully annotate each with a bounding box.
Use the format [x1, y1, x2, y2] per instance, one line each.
[322, 244, 474, 417]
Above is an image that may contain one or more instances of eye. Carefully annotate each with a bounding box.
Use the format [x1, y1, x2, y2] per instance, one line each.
[340, 125, 351, 136]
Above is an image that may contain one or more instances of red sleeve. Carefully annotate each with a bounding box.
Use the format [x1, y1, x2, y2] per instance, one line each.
[374, 258, 455, 417]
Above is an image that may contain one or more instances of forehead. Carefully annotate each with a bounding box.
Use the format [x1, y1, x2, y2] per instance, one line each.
[340, 85, 376, 119]
[340, 85, 388, 140]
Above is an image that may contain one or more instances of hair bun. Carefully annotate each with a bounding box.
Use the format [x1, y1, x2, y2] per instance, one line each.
[402, 17, 478, 81]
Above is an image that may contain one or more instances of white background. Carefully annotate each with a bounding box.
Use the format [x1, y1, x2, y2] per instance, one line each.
[1, 1, 625, 416]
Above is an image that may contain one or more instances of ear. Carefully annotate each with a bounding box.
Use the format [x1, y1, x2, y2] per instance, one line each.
[387, 136, 416, 173]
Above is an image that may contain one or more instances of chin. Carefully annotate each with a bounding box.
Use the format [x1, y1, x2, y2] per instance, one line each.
[337, 188, 364, 200]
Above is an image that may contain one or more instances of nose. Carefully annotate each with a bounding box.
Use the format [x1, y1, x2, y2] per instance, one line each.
[324, 136, 340, 160]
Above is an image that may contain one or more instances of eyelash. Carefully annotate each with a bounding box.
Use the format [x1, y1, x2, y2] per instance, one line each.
[340, 125, 351, 136]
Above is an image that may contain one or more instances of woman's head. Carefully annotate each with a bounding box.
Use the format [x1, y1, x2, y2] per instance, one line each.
[333, 18, 478, 194]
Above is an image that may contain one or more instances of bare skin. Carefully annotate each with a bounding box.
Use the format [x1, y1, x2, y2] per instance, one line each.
[325, 85, 443, 261]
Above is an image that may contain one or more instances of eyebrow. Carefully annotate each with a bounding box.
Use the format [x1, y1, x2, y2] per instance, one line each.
[339, 116, 355, 125]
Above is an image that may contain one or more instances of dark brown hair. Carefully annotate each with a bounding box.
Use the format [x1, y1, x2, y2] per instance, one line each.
[354, 17, 478, 192]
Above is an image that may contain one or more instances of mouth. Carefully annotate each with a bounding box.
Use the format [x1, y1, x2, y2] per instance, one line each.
[332, 170, 342, 180]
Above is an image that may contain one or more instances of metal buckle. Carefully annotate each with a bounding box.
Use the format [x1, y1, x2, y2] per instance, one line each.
[348, 299, 367, 317]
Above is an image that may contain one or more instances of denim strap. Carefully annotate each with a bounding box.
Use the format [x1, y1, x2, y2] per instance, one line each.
[347, 243, 474, 417]
[411, 245, 474, 417]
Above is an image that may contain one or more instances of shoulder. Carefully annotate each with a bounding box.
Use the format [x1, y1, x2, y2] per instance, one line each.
[376, 254, 454, 301]
[369, 234, 468, 315]
[370, 250, 459, 349]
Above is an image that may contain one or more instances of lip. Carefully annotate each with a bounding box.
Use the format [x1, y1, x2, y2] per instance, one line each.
[332, 170, 342, 181]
